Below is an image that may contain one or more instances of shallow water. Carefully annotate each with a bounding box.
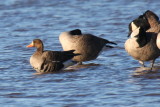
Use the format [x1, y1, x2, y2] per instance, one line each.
[1, 0, 160, 106]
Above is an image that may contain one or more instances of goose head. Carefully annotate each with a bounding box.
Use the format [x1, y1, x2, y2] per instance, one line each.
[128, 14, 150, 36]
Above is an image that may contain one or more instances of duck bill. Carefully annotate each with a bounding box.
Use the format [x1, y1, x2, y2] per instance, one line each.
[26, 42, 34, 47]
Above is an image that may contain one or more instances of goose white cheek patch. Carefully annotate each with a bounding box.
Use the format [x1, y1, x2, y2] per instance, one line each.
[130, 27, 140, 38]
[131, 22, 138, 31]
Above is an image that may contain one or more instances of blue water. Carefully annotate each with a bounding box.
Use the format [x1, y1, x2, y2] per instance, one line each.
[1, 0, 160, 106]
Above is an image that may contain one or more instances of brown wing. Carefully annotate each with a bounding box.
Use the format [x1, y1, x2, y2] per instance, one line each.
[42, 50, 79, 62]
[39, 50, 79, 72]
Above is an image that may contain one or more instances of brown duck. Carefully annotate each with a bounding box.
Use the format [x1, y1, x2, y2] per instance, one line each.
[26, 39, 80, 73]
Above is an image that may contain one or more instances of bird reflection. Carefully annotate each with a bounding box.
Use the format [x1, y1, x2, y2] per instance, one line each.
[132, 66, 160, 79]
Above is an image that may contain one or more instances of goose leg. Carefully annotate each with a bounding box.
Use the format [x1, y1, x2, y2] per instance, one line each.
[150, 59, 155, 71]
[139, 61, 145, 67]
[77, 62, 83, 65]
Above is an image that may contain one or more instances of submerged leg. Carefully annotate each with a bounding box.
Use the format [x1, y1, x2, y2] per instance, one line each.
[77, 62, 83, 65]
[139, 61, 145, 67]
[150, 59, 155, 71]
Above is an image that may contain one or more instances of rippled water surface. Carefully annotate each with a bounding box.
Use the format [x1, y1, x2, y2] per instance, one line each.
[1, 0, 160, 106]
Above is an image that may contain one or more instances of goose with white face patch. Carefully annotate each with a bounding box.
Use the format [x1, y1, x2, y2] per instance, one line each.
[125, 12, 160, 71]
[128, 10, 160, 34]
[26, 39, 80, 73]
[59, 29, 117, 64]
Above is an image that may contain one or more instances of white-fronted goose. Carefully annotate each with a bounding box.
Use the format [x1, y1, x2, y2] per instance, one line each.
[125, 12, 160, 70]
[59, 29, 117, 64]
[26, 39, 80, 73]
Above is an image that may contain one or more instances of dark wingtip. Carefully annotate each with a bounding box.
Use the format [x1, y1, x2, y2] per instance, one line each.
[108, 41, 117, 45]
[74, 53, 81, 56]
[106, 45, 114, 48]
[68, 50, 76, 53]
[68, 50, 81, 56]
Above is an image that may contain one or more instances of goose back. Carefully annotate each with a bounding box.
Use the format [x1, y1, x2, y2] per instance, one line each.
[59, 31, 113, 62]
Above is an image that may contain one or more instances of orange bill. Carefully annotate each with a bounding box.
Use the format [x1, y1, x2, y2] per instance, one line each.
[26, 42, 34, 47]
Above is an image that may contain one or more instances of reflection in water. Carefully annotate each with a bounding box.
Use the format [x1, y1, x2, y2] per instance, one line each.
[33, 63, 100, 75]
[132, 66, 160, 79]
[65, 63, 100, 71]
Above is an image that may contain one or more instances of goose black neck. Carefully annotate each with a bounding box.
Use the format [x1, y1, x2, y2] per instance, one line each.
[136, 27, 147, 47]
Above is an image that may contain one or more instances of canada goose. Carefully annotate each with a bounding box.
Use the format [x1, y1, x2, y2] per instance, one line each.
[59, 29, 117, 64]
[128, 10, 160, 35]
[125, 13, 160, 70]
[129, 10, 160, 49]
[26, 39, 80, 73]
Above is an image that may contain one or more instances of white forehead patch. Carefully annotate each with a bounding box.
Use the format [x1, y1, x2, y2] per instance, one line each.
[131, 22, 138, 31]
[130, 27, 140, 38]
[31, 41, 34, 45]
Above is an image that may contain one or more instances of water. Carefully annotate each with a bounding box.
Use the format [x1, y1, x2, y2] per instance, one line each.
[1, 0, 160, 106]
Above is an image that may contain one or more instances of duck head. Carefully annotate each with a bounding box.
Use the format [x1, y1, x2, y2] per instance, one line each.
[26, 39, 44, 52]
